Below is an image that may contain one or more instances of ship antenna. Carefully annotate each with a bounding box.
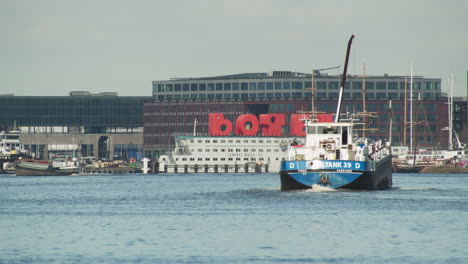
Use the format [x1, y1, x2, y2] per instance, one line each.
[334, 35, 355, 123]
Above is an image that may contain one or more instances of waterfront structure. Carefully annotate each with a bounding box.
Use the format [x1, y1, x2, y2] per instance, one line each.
[144, 71, 465, 159]
[0, 92, 151, 160]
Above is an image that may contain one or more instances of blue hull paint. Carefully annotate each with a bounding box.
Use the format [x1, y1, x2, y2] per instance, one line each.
[286, 171, 361, 189]
[280, 155, 393, 191]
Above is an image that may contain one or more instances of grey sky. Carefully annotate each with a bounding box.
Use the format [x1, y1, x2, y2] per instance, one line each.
[1, 0, 467, 97]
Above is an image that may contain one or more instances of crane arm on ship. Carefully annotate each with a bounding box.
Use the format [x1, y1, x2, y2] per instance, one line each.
[334, 35, 355, 123]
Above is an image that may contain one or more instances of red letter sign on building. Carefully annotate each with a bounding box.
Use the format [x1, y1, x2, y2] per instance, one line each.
[209, 113, 233, 136]
[290, 114, 306, 136]
[235, 114, 259, 136]
[259, 114, 285, 136]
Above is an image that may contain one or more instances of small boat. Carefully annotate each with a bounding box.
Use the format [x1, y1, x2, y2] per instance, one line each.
[279, 35, 393, 190]
[15, 159, 80, 176]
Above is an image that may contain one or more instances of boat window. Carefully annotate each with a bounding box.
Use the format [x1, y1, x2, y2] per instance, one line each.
[206, 149, 210, 152]
[205, 158, 210, 161]
[198, 158, 202, 161]
[251, 149, 256, 152]
[198, 149, 202, 152]
[213, 149, 218, 152]
[244, 158, 249, 161]
[205, 140, 210, 143]
[244, 149, 248, 152]
[213, 158, 218, 161]
[213, 140, 218, 143]
[236, 158, 241, 161]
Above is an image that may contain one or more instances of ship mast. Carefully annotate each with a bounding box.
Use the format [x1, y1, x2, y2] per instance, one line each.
[311, 68, 316, 120]
[409, 61, 413, 153]
[335, 35, 355, 123]
[362, 63, 367, 138]
[449, 72, 454, 150]
[403, 78, 407, 146]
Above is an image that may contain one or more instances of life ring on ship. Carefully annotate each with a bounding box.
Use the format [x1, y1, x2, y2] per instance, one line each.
[326, 143, 333, 150]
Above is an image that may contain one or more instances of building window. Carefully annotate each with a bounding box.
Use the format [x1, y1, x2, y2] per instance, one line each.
[388, 82, 398, 90]
[283, 82, 291, 90]
[258, 82, 265, 90]
[224, 83, 231, 91]
[292, 82, 302, 89]
[365, 81, 375, 90]
[241, 83, 248, 90]
[329, 82, 338, 89]
[376, 82, 386, 90]
[267, 82, 274, 90]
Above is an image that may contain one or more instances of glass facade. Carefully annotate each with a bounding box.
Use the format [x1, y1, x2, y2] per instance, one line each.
[153, 75, 442, 102]
[0, 95, 150, 133]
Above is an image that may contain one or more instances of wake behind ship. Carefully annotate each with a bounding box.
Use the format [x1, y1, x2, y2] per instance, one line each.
[279, 35, 392, 191]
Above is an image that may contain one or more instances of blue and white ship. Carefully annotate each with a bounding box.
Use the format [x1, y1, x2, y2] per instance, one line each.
[280, 35, 393, 190]
[279, 118, 393, 190]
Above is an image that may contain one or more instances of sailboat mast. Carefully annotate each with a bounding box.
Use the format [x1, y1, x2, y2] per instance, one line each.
[334, 34, 355, 123]
[388, 100, 393, 145]
[403, 78, 407, 146]
[311, 68, 315, 120]
[409, 62, 413, 153]
[449, 73, 454, 150]
[362, 63, 367, 138]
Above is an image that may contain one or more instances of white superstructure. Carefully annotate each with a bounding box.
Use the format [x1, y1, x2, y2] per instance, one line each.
[158, 136, 305, 172]
[0, 131, 27, 156]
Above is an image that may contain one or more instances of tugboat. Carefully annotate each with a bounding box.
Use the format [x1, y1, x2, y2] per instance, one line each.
[279, 35, 393, 190]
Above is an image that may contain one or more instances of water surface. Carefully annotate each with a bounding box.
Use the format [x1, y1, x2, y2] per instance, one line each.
[1, 173, 467, 263]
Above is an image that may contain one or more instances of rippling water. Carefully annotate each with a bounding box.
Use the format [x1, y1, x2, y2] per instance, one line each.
[1, 173, 467, 263]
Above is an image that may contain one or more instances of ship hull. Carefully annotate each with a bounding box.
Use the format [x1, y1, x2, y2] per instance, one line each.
[16, 162, 79, 176]
[280, 155, 392, 191]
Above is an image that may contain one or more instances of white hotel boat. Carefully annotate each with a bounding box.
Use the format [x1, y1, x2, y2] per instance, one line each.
[158, 135, 304, 173]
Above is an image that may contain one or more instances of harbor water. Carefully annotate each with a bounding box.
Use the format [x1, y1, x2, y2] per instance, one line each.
[1, 173, 467, 263]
